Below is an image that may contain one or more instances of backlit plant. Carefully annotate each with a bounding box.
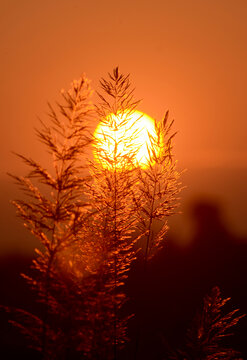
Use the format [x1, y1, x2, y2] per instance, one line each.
[9, 68, 181, 359]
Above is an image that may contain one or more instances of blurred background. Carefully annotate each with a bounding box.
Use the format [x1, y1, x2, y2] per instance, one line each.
[1, 0, 246, 358]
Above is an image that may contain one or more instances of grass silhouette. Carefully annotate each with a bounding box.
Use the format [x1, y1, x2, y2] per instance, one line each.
[6, 68, 244, 359]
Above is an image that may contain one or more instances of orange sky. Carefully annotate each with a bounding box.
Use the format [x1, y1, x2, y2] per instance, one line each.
[1, 0, 247, 252]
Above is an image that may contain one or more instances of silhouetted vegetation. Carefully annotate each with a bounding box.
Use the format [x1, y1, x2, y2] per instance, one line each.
[1, 199, 246, 359]
[6, 68, 183, 359]
[167, 286, 244, 359]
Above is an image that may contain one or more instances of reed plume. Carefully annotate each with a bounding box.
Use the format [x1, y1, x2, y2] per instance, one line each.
[9, 76, 95, 359]
[9, 68, 182, 359]
[168, 287, 245, 360]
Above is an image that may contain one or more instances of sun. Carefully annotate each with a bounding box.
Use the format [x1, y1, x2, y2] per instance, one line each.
[93, 110, 160, 169]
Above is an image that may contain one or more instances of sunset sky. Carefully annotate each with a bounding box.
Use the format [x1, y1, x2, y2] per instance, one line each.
[1, 0, 247, 252]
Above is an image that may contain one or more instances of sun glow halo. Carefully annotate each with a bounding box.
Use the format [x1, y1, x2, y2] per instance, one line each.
[94, 110, 160, 169]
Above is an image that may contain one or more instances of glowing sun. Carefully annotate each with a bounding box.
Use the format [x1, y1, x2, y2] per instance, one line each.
[93, 110, 160, 169]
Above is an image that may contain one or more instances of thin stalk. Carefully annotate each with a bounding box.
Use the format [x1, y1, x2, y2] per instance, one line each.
[41, 160, 64, 359]
[112, 87, 120, 360]
[41, 231, 56, 359]
[144, 174, 157, 271]
[41, 92, 81, 357]
[135, 170, 158, 360]
[113, 126, 118, 360]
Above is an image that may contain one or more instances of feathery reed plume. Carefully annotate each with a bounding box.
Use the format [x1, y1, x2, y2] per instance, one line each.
[168, 286, 245, 360]
[86, 68, 142, 358]
[8, 68, 182, 359]
[132, 110, 181, 359]
[8, 76, 95, 359]
[135, 110, 182, 263]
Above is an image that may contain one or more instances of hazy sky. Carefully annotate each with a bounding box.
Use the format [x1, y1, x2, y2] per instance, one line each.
[1, 0, 247, 252]
[1, 0, 247, 173]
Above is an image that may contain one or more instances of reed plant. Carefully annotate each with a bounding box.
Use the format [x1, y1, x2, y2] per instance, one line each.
[9, 68, 182, 359]
[167, 287, 244, 360]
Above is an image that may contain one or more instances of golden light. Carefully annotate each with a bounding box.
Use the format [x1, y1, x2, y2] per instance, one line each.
[93, 110, 160, 169]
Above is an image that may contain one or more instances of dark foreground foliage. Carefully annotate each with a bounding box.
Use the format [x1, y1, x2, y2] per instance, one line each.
[167, 287, 244, 360]
[6, 68, 182, 359]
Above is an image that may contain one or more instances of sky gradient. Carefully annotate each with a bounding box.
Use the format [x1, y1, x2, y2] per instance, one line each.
[1, 0, 247, 252]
